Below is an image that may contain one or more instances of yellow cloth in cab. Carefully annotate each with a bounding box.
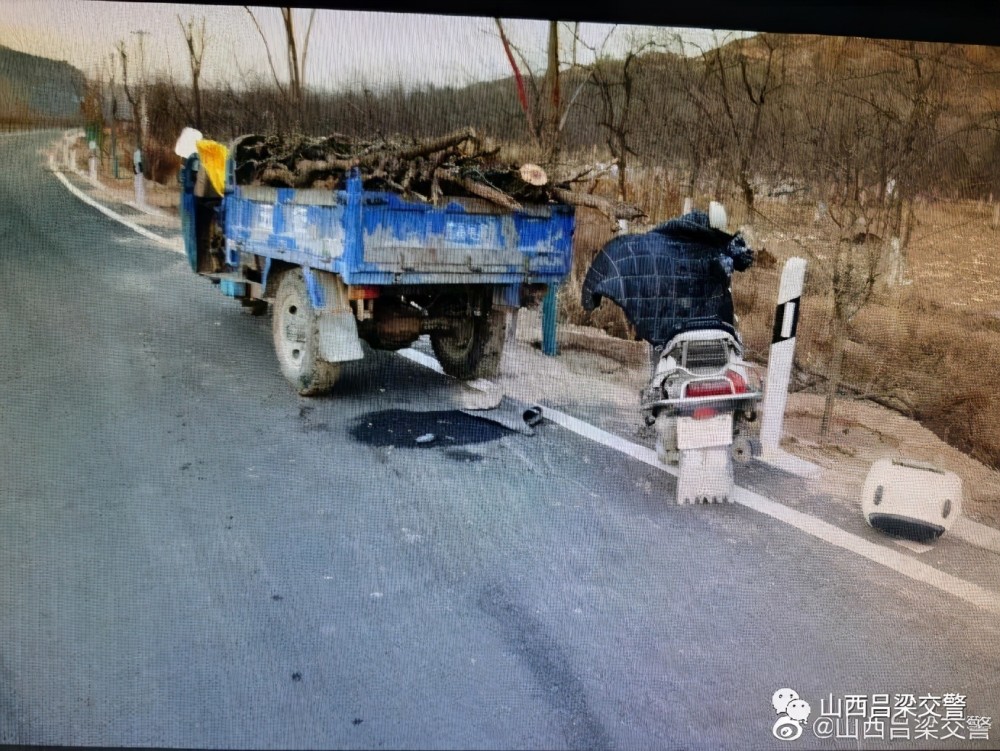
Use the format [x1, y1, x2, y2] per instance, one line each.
[195, 139, 229, 195]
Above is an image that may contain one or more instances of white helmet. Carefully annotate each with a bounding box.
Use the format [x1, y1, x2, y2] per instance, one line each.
[708, 201, 728, 231]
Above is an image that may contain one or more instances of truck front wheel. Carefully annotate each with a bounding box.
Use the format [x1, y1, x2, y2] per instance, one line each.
[430, 308, 506, 380]
[272, 270, 341, 395]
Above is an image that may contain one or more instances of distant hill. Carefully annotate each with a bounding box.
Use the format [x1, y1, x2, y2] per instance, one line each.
[0, 45, 85, 122]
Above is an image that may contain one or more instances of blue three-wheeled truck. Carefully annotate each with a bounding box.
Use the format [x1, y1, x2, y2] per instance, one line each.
[179, 141, 575, 395]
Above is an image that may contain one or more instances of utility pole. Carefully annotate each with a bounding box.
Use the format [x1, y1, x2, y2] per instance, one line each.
[131, 29, 149, 159]
[131, 29, 149, 208]
[109, 52, 119, 178]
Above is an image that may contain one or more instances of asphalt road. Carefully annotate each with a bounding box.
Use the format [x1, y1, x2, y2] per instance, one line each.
[1, 131, 999, 750]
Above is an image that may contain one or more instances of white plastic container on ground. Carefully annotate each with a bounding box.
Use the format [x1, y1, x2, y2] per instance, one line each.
[861, 457, 964, 541]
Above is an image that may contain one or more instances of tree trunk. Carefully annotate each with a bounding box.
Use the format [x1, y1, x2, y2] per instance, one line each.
[820, 315, 847, 436]
[741, 176, 755, 214]
[615, 135, 628, 202]
[192, 75, 202, 130]
[541, 20, 560, 160]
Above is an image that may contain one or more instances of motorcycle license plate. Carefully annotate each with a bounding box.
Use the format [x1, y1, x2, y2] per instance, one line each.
[676, 413, 733, 450]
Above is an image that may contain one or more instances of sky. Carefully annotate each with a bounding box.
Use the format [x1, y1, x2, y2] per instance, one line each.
[0, 1, 749, 90]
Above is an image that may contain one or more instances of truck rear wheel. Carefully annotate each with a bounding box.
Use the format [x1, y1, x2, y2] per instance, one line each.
[272, 270, 341, 395]
[430, 308, 506, 380]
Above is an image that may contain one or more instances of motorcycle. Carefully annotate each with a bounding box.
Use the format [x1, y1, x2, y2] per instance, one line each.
[640, 320, 764, 503]
[582, 202, 764, 504]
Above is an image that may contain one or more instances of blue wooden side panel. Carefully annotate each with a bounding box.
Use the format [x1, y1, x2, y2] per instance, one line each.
[223, 190, 350, 273]
[179, 155, 199, 272]
[222, 168, 575, 287]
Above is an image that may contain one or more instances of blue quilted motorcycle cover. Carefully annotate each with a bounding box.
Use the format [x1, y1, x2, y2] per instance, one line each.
[580, 211, 754, 347]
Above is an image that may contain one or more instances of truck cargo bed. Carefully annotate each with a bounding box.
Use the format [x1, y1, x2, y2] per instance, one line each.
[222, 174, 574, 286]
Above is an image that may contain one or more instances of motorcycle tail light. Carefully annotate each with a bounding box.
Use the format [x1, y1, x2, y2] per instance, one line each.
[686, 379, 734, 398]
[692, 407, 717, 420]
[725, 370, 748, 393]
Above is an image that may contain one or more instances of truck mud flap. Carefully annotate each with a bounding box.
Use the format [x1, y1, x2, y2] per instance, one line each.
[318, 310, 364, 362]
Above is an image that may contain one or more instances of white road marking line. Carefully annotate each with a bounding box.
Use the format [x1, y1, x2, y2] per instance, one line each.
[398, 348, 445, 374]
[952, 516, 1000, 556]
[126, 200, 169, 218]
[540, 404, 662, 471]
[396, 350, 1000, 614]
[52, 168, 184, 255]
[894, 538, 934, 554]
[758, 447, 821, 478]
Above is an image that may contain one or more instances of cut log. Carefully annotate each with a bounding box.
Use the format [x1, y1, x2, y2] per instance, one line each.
[294, 157, 358, 174]
[550, 187, 646, 222]
[519, 163, 548, 186]
[259, 164, 297, 185]
[393, 127, 477, 162]
[434, 168, 522, 211]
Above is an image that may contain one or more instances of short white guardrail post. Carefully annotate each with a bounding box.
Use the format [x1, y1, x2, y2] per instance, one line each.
[88, 140, 98, 184]
[760, 257, 806, 452]
[757, 256, 821, 478]
[133, 148, 146, 209]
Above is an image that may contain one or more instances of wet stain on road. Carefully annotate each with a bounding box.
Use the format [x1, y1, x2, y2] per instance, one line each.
[350, 409, 507, 449]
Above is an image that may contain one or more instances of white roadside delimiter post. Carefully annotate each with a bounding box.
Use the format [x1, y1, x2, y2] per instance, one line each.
[760, 256, 806, 452]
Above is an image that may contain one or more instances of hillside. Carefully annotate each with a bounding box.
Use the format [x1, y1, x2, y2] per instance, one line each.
[0, 45, 84, 122]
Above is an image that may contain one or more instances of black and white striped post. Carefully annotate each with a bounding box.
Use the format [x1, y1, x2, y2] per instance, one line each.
[759, 257, 817, 477]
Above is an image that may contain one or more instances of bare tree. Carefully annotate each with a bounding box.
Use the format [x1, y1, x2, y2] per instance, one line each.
[493, 19, 592, 162]
[281, 6, 315, 109]
[106, 52, 118, 166]
[802, 37, 940, 434]
[674, 33, 790, 216]
[178, 15, 207, 129]
[245, 5, 316, 120]
[583, 30, 659, 201]
[494, 18, 537, 140]
[115, 40, 140, 150]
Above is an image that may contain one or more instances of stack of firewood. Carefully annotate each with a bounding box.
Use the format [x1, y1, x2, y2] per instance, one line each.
[230, 128, 644, 222]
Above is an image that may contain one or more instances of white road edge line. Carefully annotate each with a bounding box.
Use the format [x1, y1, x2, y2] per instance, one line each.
[51, 165, 184, 255]
[398, 348, 446, 374]
[397, 347, 1000, 615]
[894, 538, 934, 554]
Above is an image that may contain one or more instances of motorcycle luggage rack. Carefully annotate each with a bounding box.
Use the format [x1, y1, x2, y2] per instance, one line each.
[642, 389, 764, 417]
[642, 367, 764, 416]
[654, 356, 763, 384]
[676, 338, 729, 371]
